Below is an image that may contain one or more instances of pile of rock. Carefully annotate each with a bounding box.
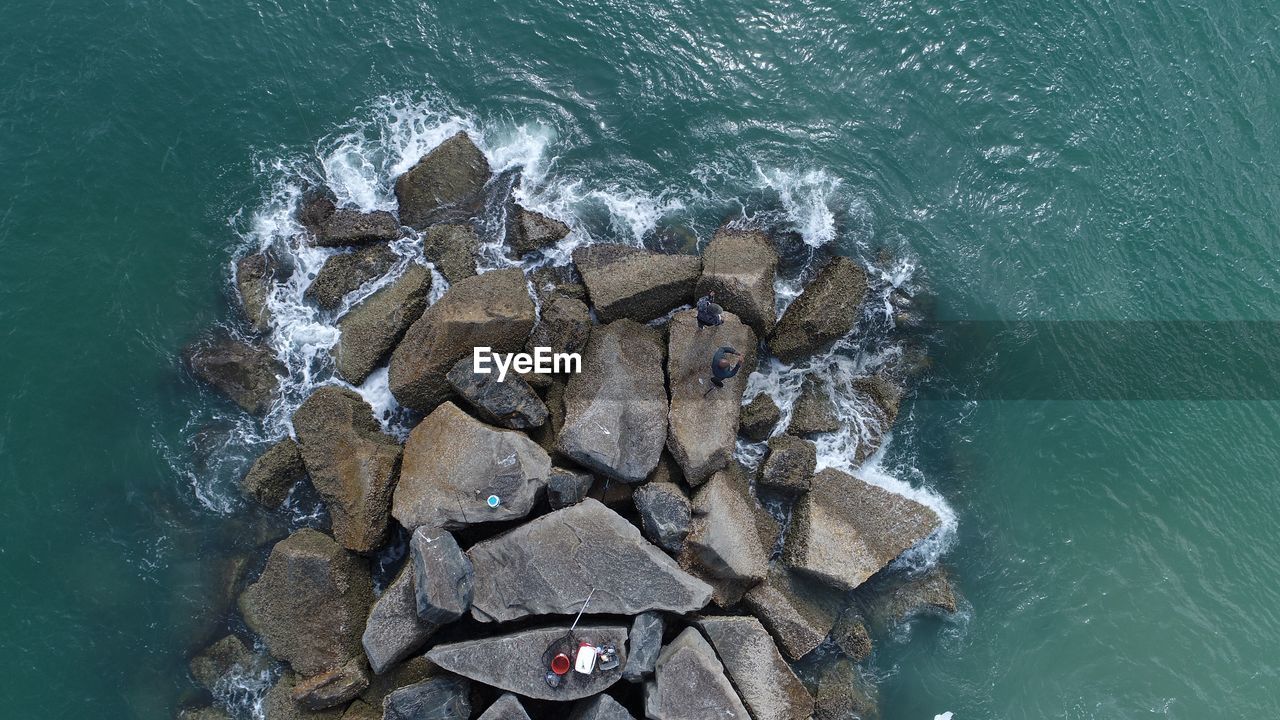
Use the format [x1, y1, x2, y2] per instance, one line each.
[181, 132, 955, 720]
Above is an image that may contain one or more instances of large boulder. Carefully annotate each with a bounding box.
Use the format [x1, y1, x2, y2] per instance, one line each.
[738, 393, 781, 442]
[555, 320, 668, 483]
[568, 694, 637, 720]
[262, 672, 347, 720]
[621, 611, 664, 683]
[829, 605, 873, 662]
[388, 268, 535, 412]
[696, 226, 779, 336]
[526, 294, 592, 357]
[334, 264, 432, 384]
[185, 333, 283, 416]
[188, 634, 266, 692]
[645, 628, 749, 720]
[679, 466, 777, 606]
[787, 376, 839, 436]
[393, 401, 550, 531]
[813, 659, 879, 720]
[426, 624, 629, 701]
[632, 481, 691, 554]
[860, 565, 958, 629]
[362, 564, 438, 675]
[409, 527, 474, 624]
[572, 244, 700, 323]
[665, 309, 757, 485]
[422, 224, 480, 284]
[240, 438, 307, 509]
[467, 499, 713, 622]
[382, 676, 471, 720]
[359, 656, 440, 708]
[783, 469, 940, 592]
[292, 387, 403, 553]
[309, 209, 402, 248]
[394, 131, 492, 229]
[506, 205, 570, 256]
[768, 256, 867, 364]
[742, 563, 840, 660]
[305, 245, 398, 311]
[476, 694, 532, 720]
[847, 374, 905, 463]
[292, 656, 370, 710]
[236, 251, 282, 334]
[695, 616, 814, 720]
[445, 358, 549, 429]
[238, 529, 373, 676]
[757, 435, 816, 494]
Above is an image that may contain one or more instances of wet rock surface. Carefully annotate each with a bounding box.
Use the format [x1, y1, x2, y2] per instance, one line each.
[739, 393, 781, 442]
[240, 437, 306, 508]
[305, 245, 398, 311]
[422, 223, 480, 284]
[333, 263, 431, 384]
[188, 634, 265, 692]
[572, 244, 700, 323]
[788, 376, 839, 436]
[394, 131, 492, 229]
[310, 209, 402, 248]
[757, 435, 816, 494]
[506, 204, 570, 256]
[446, 357, 549, 429]
[696, 226, 779, 336]
[263, 671, 348, 720]
[236, 251, 282, 334]
[769, 256, 867, 364]
[185, 333, 283, 416]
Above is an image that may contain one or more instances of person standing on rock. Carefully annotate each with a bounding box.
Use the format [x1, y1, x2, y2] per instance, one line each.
[704, 346, 743, 396]
[696, 291, 723, 328]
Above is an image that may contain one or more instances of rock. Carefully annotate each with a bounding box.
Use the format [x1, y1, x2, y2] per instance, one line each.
[679, 466, 777, 606]
[813, 659, 879, 720]
[847, 375, 905, 463]
[236, 251, 281, 334]
[188, 634, 265, 692]
[445, 358, 549, 429]
[263, 672, 347, 720]
[362, 564, 438, 675]
[621, 611, 664, 683]
[185, 333, 283, 416]
[861, 566, 958, 628]
[293, 656, 370, 710]
[695, 616, 814, 720]
[292, 387, 403, 553]
[738, 394, 781, 442]
[340, 700, 380, 720]
[382, 676, 471, 720]
[696, 226, 779, 336]
[305, 245, 399, 311]
[769, 257, 867, 364]
[360, 656, 440, 707]
[855, 374, 903, 423]
[665, 309, 757, 485]
[556, 320, 668, 483]
[394, 401, 550, 531]
[388, 268, 535, 412]
[568, 695, 638, 720]
[547, 466, 595, 510]
[178, 707, 233, 720]
[788, 376, 839, 436]
[426, 624, 628, 701]
[632, 481, 691, 554]
[240, 438, 307, 509]
[298, 186, 338, 234]
[467, 499, 712, 622]
[783, 468, 940, 592]
[506, 205, 570, 256]
[333, 264, 432, 384]
[310, 209, 402, 248]
[409, 527, 474, 624]
[238, 529, 373, 676]
[572, 244, 700, 323]
[829, 606, 872, 662]
[422, 224, 480, 284]
[476, 693, 532, 720]
[757, 435, 815, 494]
[527, 294, 592, 357]
[394, 131, 492, 229]
[742, 564, 840, 660]
[645, 627, 749, 720]
[529, 264, 587, 303]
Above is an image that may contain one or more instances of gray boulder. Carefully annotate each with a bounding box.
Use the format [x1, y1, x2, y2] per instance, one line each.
[742, 563, 840, 660]
[388, 267, 535, 412]
[310, 209, 402, 248]
[757, 435, 815, 494]
[695, 616, 814, 720]
[422, 223, 480, 284]
[293, 387, 402, 553]
[645, 627, 749, 720]
[241, 438, 306, 509]
[334, 264, 432, 384]
[572, 244, 700, 323]
[359, 656, 440, 708]
[633, 481, 691, 554]
[468, 499, 713, 622]
[769, 256, 867, 364]
[556, 320, 668, 483]
[410, 527, 474, 624]
[185, 333, 282, 416]
[236, 251, 281, 334]
[568, 695, 637, 720]
[394, 131, 492, 229]
[305, 245, 398, 311]
[679, 466, 777, 606]
[445, 358, 549, 429]
[476, 694, 532, 720]
[527, 294, 592, 357]
[738, 393, 781, 442]
[783, 468, 940, 592]
[506, 205, 570, 256]
[393, 401, 550, 531]
[238, 529, 372, 676]
[262, 672, 347, 720]
[382, 676, 471, 720]
[426, 624, 628, 701]
[547, 466, 595, 510]
[696, 226, 779, 336]
[292, 656, 370, 710]
[621, 611, 664, 683]
[362, 564, 438, 675]
[788, 376, 839, 436]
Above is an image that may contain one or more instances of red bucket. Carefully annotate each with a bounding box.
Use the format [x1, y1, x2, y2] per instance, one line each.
[550, 652, 571, 675]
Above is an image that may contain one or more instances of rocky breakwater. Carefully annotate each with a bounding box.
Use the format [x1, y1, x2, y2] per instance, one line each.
[180, 131, 957, 720]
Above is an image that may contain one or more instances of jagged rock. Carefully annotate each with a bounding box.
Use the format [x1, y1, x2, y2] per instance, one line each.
[382, 676, 471, 720]
[445, 358, 549, 429]
[298, 187, 338, 233]
[666, 309, 757, 485]
[476, 693, 532, 720]
[547, 466, 595, 510]
[394, 401, 550, 531]
[813, 659, 879, 720]
[468, 499, 712, 622]
[293, 387, 402, 553]
[568, 695, 638, 720]
[240, 438, 306, 509]
[263, 672, 347, 720]
[305, 245, 398, 311]
[742, 564, 840, 660]
[861, 566, 958, 628]
[360, 656, 440, 707]
[506, 205, 570, 256]
[680, 466, 777, 606]
[362, 564, 438, 675]
[633, 481, 691, 554]
[185, 333, 283, 416]
[309, 209, 402, 248]
[783, 468, 939, 592]
[340, 700, 380, 720]
[334, 264, 432, 384]
[529, 264, 587, 303]
[645, 627, 749, 720]
[394, 131, 492, 229]
[388, 268, 535, 412]
[696, 226, 779, 336]
[621, 611, 664, 683]
[188, 634, 265, 692]
[696, 616, 814, 720]
[410, 527, 473, 624]
[236, 251, 282, 333]
[739, 394, 781, 442]
[757, 435, 815, 494]
[556, 320, 668, 483]
[769, 257, 867, 364]
[788, 376, 839, 435]
[527, 294, 592, 357]
[426, 624, 628, 701]
[572, 244, 700, 323]
[855, 374, 903, 423]
[238, 529, 373, 676]
[422, 224, 480, 284]
[293, 656, 370, 710]
[829, 606, 872, 661]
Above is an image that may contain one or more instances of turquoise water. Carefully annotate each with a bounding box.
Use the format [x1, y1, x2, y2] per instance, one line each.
[3, 0, 1280, 717]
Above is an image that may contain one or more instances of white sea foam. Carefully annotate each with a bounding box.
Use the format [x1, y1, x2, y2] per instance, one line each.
[754, 165, 841, 247]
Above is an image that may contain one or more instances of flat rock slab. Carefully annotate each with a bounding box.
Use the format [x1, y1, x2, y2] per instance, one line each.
[757, 435, 816, 494]
[468, 498, 712, 622]
[572, 244, 700, 323]
[646, 627, 749, 720]
[305, 244, 398, 311]
[680, 466, 776, 606]
[696, 616, 814, 720]
[696, 226, 779, 336]
[476, 693, 532, 720]
[742, 563, 840, 660]
[383, 676, 472, 720]
[362, 564, 438, 675]
[334, 264, 432, 384]
[427, 624, 629, 701]
[769, 256, 867, 364]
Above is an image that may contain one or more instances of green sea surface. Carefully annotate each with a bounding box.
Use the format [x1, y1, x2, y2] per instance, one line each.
[2, 0, 1279, 717]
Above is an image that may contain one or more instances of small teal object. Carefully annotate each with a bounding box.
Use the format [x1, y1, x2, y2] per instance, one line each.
[486, 494, 501, 508]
